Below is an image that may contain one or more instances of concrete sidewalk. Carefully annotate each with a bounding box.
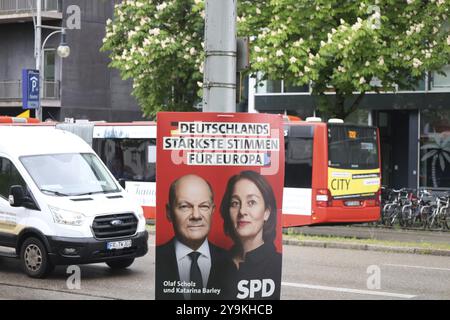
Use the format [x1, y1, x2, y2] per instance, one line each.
[284, 225, 450, 244]
[283, 225, 450, 257]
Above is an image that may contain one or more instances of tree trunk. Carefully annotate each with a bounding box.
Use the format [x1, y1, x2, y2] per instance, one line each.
[432, 155, 438, 188]
[334, 91, 345, 119]
[334, 92, 365, 120]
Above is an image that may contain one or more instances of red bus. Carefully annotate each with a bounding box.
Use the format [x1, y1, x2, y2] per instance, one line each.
[282, 119, 381, 226]
[1, 117, 381, 226]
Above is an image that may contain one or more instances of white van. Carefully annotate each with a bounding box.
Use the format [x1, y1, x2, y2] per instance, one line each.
[0, 127, 148, 278]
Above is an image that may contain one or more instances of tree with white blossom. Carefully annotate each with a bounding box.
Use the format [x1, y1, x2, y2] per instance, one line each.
[102, 0, 450, 118]
[240, 0, 450, 118]
[101, 0, 205, 117]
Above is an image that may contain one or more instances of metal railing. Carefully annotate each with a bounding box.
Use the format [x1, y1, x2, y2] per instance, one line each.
[0, 79, 60, 100]
[0, 0, 60, 14]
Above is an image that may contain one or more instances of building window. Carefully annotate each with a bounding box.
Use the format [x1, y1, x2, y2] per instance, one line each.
[44, 49, 56, 82]
[344, 109, 370, 125]
[397, 73, 426, 91]
[43, 49, 57, 99]
[255, 73, 309, 94]
[420, 109, 450, 188]
[430, 65, 450, 91]
[256, 78, 282, 93]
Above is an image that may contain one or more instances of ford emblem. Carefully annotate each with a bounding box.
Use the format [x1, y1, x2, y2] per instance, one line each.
[111, 219, 124, 226]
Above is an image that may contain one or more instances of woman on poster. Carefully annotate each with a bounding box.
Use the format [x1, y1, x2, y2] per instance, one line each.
[220, 170, 282, 300]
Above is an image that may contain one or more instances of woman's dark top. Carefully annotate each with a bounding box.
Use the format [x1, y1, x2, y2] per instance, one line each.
[227, 242, 282, 300]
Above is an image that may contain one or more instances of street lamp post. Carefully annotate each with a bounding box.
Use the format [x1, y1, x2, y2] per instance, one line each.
[34, 0, 70, 121]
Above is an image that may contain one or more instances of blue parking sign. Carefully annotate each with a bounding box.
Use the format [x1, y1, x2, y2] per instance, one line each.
[22, 69, 40, 109]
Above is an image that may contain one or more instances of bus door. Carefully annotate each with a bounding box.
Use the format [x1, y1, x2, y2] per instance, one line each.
[92, 124, 157, 219]
[282, 124, 315, 227]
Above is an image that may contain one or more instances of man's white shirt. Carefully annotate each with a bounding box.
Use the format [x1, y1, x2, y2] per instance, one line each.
[174, 239, 211, 299]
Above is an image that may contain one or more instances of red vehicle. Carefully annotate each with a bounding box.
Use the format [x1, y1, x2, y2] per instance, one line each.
[282, 118, 381, 226]
[1, 116, 381, 226]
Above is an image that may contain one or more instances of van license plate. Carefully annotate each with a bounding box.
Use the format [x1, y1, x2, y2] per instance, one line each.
[107, 240, 132, 250]
[345, 201, 360, 207]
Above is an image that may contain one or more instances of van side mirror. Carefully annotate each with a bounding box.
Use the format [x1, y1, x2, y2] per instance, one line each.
[118, 178, 126, 189]
[9, 185, 36, 209]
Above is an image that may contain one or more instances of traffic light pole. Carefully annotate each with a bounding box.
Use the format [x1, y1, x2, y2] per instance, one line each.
[202, 0, 237, 112]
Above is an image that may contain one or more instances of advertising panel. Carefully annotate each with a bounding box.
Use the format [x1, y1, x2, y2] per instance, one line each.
[155, 112, 284, 300]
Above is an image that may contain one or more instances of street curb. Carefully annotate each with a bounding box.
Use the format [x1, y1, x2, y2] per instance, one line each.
[283, 238, 450, 257]
[146, 227, 450, 257]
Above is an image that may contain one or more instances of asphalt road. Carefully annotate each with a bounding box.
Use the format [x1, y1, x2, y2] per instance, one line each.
[282, 244, 450, 300]
[0, 234, 449, 300]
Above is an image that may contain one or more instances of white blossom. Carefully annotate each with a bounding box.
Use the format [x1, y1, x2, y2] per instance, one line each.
[149, 28, 160, 36]
[359, 77, 366, 84]
[276, 49, 284, 57]
[352, 20, 362, 31]
[254, 46, 261, 53]
[412, 58, 422, 68]
[289, 56, 297, 64]
[447, 35, 450, 45]
[365, 61, 370, 67]
[256, 8, 261, 15]
[156, 2, 167, 11]
[378, 56, 384, 66]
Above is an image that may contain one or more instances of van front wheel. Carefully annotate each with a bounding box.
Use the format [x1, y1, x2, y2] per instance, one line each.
[21, 237, 54, 278]
[106, 258, 135, 270]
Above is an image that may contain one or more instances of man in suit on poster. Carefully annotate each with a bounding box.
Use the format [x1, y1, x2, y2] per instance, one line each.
[155, 174, 232, 300]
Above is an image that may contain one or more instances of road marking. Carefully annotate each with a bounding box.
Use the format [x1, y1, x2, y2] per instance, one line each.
[383, 264, 450, 272]
[281, 282, 416, 299]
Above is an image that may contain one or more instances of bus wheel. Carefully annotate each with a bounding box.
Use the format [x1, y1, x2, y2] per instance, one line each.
[106, 258, 135, 270]
[21, 237, 54, 278]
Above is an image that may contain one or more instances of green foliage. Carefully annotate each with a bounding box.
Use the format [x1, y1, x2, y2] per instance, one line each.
[101, 0, 205, 118]
[102, 0, 450, 118]
[240, 0, 450, 118]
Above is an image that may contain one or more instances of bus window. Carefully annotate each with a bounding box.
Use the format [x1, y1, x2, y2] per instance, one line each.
[328, 125, 379, 170]
[92, 138, 156, 182]
[285, 125, 313, 188]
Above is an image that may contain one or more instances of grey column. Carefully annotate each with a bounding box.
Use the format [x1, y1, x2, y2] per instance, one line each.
[202, 0, 236, 112]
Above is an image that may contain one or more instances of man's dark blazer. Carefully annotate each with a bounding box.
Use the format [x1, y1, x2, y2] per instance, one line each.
[155, 238, 233, 300]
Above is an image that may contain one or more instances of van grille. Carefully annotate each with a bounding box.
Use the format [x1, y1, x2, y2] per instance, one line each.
[92, 213, 138, 239]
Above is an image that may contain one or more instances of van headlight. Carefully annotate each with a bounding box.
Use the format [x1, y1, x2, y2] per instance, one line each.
[136, 206, 145, 220]
[49, 206, 85, 226]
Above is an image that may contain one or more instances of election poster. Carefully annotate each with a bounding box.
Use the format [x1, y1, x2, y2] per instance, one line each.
[155, 112, 284, 300]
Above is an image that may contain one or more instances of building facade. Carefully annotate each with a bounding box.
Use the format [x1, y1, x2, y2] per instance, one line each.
[249, 70, 450, 191]
[0, 0, 143, 122]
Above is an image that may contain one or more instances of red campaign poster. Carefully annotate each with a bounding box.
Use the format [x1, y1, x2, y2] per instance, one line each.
[155, 112, 284, 300]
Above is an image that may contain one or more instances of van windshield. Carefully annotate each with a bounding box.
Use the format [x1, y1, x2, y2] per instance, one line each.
[20, 153, 120, 196]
